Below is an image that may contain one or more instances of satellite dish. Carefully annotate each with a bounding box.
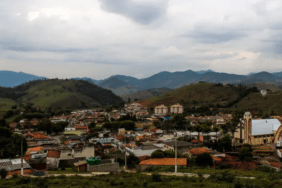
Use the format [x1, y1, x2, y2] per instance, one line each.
[261, 90, 267, 98]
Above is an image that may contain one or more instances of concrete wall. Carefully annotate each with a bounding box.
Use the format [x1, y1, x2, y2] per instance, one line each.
[59, 158, 85, 167]
[47, 157, 60, 169]
[60, 149, 73, 160]
[87, 163, 119, 173]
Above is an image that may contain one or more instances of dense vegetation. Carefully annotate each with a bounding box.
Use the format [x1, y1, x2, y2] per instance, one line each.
[0, 79, 124, 111]
[1, 172, 282, 188]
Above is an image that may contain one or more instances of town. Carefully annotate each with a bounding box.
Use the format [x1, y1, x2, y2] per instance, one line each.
[1, 98, 282, 180]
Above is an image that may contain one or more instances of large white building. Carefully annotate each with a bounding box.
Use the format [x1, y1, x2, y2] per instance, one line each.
[170, 103, 184, 114]
[154, 104, 168, 115]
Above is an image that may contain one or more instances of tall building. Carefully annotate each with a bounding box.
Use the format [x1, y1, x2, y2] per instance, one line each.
[154, 104, 168, 115]
[170, 103, 184, 114]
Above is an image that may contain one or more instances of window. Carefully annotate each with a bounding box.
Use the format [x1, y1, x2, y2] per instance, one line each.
[68, 154, 71, 157]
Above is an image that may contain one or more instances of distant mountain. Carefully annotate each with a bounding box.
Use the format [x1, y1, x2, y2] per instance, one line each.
[241, 72, 279, 83]
[120, 88, 173, 101]
[273, 72, 282, 77]
[195, 69, 214, 74]
[139, 70, 201, 89]
[0, 79, 124, 109]
[0, 71, 46, 87]
[199, 72, 246, 84]
[71, 77, 99, 84]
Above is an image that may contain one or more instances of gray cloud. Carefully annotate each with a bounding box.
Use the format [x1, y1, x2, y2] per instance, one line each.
[99, 0, 168, 25]
[185, 24, 247, 44]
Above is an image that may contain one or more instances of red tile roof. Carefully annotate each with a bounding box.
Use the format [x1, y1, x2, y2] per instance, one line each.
[189, 148, 210, 155]
[75, 126, 88, 129]
[29, 147, 44, 152]
[47, 150, 61, 158]
[139, 158, 187, 166]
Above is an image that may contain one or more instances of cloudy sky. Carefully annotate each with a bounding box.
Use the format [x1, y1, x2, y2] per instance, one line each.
[0, 0, 282, 79]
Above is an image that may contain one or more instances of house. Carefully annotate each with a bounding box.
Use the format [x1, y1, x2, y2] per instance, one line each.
[59, 147, 95, 167]
[139, 158, 187, 171]
[28, 147, 44, 154]
[75, 126, 89, 133]
[0, 159, 33, 176]
[163, 141, 193, 154]
[46, 150, 61, 169]
[118, 128, 126, 135]
[65, 127, 76, 131]
[188, 147, 211, 156]
[154, 104, 168, 115]
[170, 103, 184, 114]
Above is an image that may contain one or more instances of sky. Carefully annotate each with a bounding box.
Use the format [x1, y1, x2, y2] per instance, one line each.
[0, 0, 282, 79]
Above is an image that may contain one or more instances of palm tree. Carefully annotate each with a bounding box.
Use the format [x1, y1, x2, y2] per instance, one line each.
[213, 126, 220, 141]
[187, 125, 194, 140]
[194, 124, 202, 141]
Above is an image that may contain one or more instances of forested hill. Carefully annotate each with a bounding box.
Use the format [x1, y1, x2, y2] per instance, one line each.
[0, 79, 124, 109]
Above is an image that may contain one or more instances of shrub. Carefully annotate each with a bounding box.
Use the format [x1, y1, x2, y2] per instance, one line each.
[151, 150, 165, 158]
[255, 165, 276, 173]
[152, 173, 162, 182]
[195, 152, 213, 167]
[61, 167, 65, 171]
[0, 168, 8, 179]
[12, 173, 18, 179]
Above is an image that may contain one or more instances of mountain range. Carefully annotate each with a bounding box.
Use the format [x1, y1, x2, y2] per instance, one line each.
[2, 70, 282, 95]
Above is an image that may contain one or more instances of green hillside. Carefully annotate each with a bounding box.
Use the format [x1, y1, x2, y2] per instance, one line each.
[0, 98, 16, 118]
[143, 83, 243, 107]
[231, 91, 282, 114]
[140, 82, 262, 114]
[0, 79, 124, 110]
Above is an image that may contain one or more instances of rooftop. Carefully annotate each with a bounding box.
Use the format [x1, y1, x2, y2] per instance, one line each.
[139, 158, 187, 166]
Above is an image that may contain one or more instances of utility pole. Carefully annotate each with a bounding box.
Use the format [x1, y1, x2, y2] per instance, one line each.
[174, 130, 177, 174]
[124, 149, 127, 171]
[21, 135, 23, 176]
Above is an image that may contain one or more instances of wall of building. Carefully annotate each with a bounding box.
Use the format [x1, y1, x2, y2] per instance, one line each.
[47, 157, 60, 169]
[60, 149, 73, 160]
[87, 163, 119, 173]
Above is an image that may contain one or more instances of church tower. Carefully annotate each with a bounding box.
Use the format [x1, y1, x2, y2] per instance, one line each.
[244, 112, 252, 144]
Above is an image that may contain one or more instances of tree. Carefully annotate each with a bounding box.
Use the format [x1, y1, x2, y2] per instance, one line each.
[0, 169, 7, 179]
[0, 119, 8, 128]
[195, 152, 213, 167]
[127, 153, 140, 167]
[239, 145, 253, 161]
[212, 126, 220, 141]
[194, 124, 202, 141]
[127, 97, 131, 104]
[220, 135, 232, 152]
[88, 122, 96, 129]
[187, 125, 194, 139]
[151, 150, 165, 158]
[0, 127, 27, 159]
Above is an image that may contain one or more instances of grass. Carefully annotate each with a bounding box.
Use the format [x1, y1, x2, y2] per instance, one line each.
[0, 172, 280, 188]
[231, 91, 282, 114]
[48, 167, 90, 174]
[0, 98, 16, 118]
[145, 166, 272, 178]
[142, 83, 242, 108]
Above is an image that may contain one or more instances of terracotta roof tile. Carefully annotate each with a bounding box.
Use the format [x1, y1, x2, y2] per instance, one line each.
[29, 147, 44, 152]
[47, 150, 61, 158]
[189, 148, 210, 155]
[139, 158, 187, 166]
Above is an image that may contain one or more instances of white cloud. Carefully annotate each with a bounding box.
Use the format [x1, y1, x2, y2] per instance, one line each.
[0, 0, 281, 79]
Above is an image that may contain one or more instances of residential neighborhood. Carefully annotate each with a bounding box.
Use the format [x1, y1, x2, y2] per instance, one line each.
[1, 101, 282, 179]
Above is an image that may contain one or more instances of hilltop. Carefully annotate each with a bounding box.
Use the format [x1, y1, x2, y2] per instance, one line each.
[120, 88, 173, 101]
[0, 79, 124, 110]
[140, 82, 247, 108]
[140, 82, 282, 114]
